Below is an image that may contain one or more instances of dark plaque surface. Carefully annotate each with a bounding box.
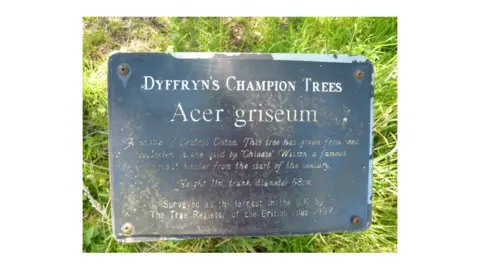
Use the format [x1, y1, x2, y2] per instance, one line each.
[107, 52, 374, 242]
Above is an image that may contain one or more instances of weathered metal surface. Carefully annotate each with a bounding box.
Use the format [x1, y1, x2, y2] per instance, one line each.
[107, 52, 374, 242]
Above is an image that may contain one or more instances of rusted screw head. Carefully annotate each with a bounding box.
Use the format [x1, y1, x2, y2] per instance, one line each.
[354, 70, 364, 80]
[351, 216, 361, 224]
[118, 64, 129, 76]
[121, 222, 134, 235]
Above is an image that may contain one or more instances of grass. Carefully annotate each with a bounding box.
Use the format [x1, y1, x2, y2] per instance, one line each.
[82, 16, 397, 253]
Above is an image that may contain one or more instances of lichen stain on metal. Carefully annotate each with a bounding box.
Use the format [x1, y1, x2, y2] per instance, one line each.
[169, 52, 215, 59]
[352, 59, 369, 64]
[222, 53, 242, 56]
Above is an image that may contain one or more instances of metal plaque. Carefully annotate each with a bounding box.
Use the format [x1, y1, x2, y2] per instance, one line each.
[107, 52, 374, 242]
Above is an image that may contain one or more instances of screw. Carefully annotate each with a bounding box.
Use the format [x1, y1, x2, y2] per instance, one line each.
[121, 222, 134, 235]
[119, 64, 129, 76]
[351, 216, 361, 224]
[354, 70, 364, 80]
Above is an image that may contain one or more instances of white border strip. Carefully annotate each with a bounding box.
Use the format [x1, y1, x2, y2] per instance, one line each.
[167, 52, 370, 63]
